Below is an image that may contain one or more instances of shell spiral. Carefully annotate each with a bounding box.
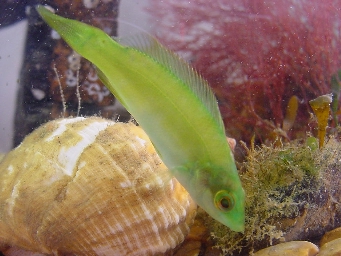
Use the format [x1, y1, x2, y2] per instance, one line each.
[0, 117, 197, 255]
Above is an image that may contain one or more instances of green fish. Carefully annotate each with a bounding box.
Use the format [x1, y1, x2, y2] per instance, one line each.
[36, 5, 245, 232]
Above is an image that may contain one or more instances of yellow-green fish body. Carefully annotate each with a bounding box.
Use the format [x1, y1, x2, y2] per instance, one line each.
[37, 6, 245, 232]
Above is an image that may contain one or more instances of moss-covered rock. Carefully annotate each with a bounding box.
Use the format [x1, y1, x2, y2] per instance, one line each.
[205, 138, 341, 255]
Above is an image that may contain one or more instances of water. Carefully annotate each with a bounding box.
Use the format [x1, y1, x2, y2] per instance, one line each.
[0, 0, 150, 153]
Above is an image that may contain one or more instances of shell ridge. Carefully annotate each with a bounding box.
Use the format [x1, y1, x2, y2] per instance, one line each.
[34, 118, 117, 252]
[0, 117, 197, 255]
[57, 120, 116, 176]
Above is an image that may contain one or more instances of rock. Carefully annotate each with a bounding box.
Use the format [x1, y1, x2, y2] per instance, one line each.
[320, 228, 341, 247]
[204, 139, 341, 254]
[253, 241, 319, 256]
[186, 217, 209, 241]
[174, 241, 201, 256]
[318, 238, 341, 256]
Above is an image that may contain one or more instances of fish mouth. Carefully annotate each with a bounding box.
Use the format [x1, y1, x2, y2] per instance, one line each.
[230, 220, 245, 233]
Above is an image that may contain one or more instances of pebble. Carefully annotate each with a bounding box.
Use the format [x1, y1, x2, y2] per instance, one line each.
[174, 241, 201, 256]
[320, 227, 341, 247]
[318, 238, 341, 256]
[186, 219, 208, 241]
[242, 226, 341, 256]
[253, 241, 319, 256]
[174, 217, 210, 256]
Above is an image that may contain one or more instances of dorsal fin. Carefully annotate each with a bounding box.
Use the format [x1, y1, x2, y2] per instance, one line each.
[116, 34, 225, 132]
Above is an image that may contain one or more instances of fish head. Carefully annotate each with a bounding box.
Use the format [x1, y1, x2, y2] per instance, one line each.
[202, 175, 245, 232]
[174, 163, 245, 232]
[210, 186, 245, 232]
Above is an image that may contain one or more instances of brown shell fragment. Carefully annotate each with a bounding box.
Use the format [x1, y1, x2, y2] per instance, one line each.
[0, 117, 197, 255]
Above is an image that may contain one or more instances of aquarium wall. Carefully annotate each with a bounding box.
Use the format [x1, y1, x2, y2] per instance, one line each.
[0, 0, 150, 153]
[0, 20, 26, 153]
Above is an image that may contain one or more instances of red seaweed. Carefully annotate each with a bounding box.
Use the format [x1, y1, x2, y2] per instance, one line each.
[147, 0, 341, 144]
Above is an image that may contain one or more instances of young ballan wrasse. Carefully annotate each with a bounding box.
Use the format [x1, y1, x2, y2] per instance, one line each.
[36, 5, 245, 232]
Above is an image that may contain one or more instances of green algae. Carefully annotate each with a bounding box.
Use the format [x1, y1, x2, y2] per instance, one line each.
[203, 137, 341, 255]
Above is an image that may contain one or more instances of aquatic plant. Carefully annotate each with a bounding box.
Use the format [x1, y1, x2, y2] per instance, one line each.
[204, 138, 341, 255]
[331, 69, 341, 125]
[147, 0, 341, 143]
[309, 94, 333, 148]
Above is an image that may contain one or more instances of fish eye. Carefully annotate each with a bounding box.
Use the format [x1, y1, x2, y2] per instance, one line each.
[214, 190, 234, 212]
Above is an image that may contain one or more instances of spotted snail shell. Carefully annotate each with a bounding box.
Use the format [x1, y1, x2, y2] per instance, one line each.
[0, 117, 197, 255]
